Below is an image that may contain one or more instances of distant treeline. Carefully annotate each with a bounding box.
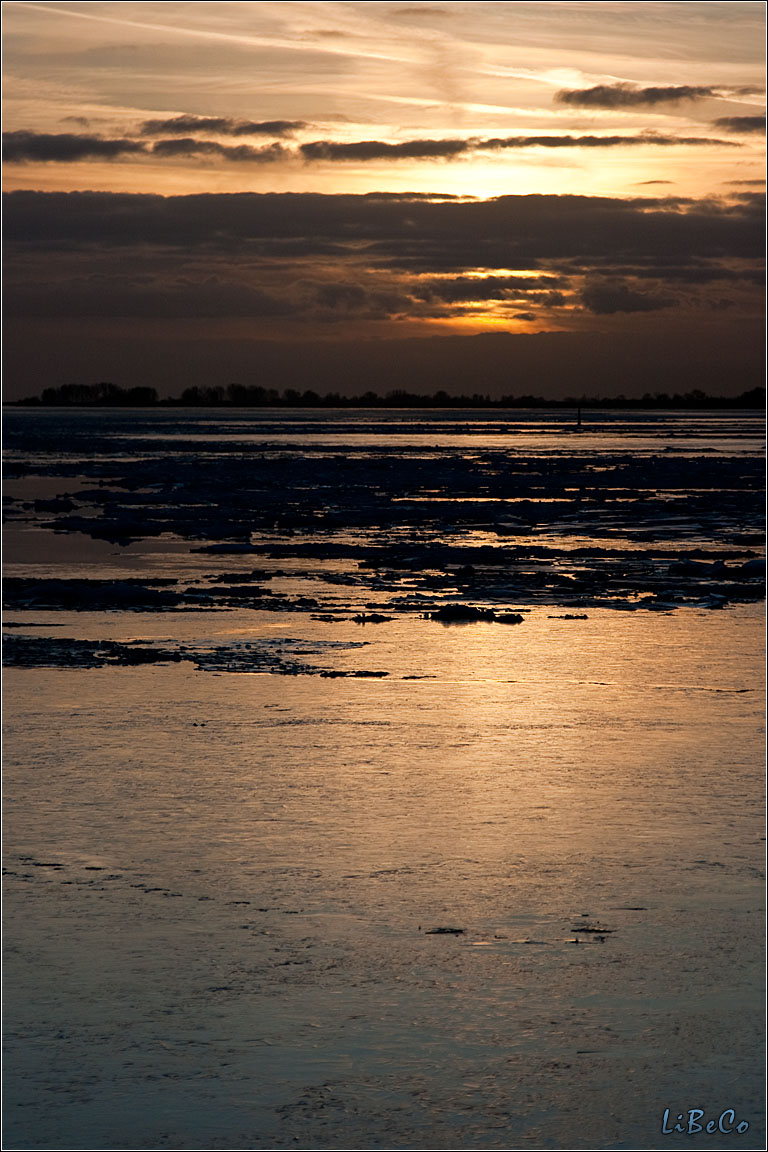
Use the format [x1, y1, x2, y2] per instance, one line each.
[10, 381, 767, 409]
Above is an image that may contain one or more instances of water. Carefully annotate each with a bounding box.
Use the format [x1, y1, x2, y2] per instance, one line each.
[3, 407, 765, 1149]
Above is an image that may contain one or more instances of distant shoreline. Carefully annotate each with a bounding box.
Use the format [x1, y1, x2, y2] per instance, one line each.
[5, 385, 766, 410]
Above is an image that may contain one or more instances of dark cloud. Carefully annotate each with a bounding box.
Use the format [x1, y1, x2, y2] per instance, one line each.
[481, 133, 735, 149]
[309, 281, 409, 318]
[636, 180, 675, 185]
[3, 128, 740, 166]
[3, 274, 292, 320]
[4, 190, 762, 271]
[581, 280, 677, 314]
[556, 83, 721, 107]
[301, 138, 471, 161]
[541, 291, 567, 307]
[359, 191, 468, 200]
[150, 138, 289, 162]
[2, 131, 147, 163]
[301, 133, 738, 161]
[3, 190, 762, 346]
[713, 116, 766, 133]
[1, 249, 416, 323]
[727, 191, 766, 207]
[412, 274, 564, 302]
[597, 262, 764, 286]
[512, 312, 536, 321]
[311, 282, 368, 310]
[389, 6, 450, 17]
[139, 115, 307, 137]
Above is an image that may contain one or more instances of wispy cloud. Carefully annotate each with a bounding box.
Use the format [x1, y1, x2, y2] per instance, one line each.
[10, 0, 421, 66]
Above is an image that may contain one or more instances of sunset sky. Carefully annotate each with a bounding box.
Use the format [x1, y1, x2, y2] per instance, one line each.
[3, 1, 765, 399]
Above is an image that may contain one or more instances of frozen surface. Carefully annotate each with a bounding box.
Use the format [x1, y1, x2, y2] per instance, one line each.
[3, 409, 765, 1150]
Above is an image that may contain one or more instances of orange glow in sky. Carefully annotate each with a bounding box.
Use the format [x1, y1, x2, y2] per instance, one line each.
[2, 2, 764, 398]
[4, 1, 764, 200]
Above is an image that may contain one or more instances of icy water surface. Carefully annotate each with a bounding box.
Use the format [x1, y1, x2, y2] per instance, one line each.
[3, 408, 765, 1150]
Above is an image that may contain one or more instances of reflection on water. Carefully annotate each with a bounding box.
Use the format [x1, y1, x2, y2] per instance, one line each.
[4, 406, 765, 456]
[3, 605, 764, 1149]
[2, 407, 765, 1150]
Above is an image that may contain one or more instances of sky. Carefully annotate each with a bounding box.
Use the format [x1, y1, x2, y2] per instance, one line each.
[2, 0, 765, 399]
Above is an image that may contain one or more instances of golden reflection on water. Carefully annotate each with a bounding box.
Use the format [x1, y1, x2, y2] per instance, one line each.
[4, 601, 764, 1149]
[3, 407, 765, 1149]
[4, 604, 761, 879]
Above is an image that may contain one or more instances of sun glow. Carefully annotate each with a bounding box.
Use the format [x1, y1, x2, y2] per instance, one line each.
[1, 0, 763, 400]
[426, 313, 554, 336]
